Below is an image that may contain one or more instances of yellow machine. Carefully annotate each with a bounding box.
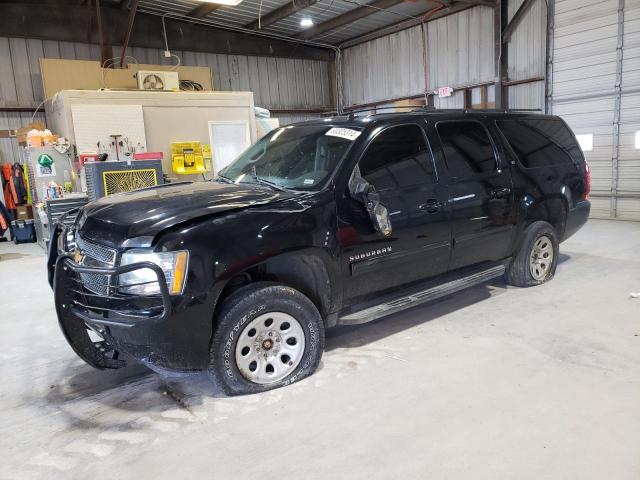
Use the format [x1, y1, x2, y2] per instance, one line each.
[171, 141, 213, 174]
[103, 169, 158, 195]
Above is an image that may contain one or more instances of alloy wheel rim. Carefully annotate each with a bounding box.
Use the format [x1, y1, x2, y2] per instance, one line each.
[235, 312, 306, 384]
[529, 235, 554, 281]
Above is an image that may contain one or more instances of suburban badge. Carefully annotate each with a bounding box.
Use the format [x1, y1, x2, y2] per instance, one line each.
[349, 246, 392, 263]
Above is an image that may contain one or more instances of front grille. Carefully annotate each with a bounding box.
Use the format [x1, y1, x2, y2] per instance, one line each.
[76, 236, 117, 265]
[80, 273, 112, 296]
[75, 235, 118, 295]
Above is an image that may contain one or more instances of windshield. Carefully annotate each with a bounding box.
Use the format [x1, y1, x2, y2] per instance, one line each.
[218, 125, 361, 191]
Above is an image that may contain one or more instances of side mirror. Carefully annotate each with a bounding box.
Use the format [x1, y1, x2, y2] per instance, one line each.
[348, 166, 392, 237]
[348, 174, 370, 203]
[367, 201, 392, 237]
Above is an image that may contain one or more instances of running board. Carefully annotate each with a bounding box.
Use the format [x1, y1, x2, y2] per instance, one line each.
[338, 265, 506, 325]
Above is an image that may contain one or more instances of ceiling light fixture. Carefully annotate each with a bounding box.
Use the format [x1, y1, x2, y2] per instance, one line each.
[300, 17, 314, 27]
[199, 0, 244, 6]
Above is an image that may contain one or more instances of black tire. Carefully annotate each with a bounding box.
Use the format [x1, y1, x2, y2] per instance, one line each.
[506, 220, 559, 288]
[208, 282, 325, 395]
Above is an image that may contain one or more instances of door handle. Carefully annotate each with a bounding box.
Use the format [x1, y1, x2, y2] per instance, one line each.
[490, 187, 511, 199]
[418, 199, 444, 213]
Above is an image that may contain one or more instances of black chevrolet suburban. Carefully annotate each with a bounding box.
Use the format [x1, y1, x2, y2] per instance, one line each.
[49, 110, 590, 395]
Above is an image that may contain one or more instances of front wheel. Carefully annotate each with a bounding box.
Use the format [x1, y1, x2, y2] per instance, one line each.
[209, 282, 324, 395]
[506, 221, 559, 287]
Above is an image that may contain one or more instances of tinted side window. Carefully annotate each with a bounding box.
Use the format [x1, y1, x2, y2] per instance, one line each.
[496, 119, 582, 168]
[359, 125, 436, 191]
[436, 121, 497, 177]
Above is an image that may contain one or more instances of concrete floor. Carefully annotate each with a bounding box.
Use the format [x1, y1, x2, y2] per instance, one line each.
[0, 219, 639, 479]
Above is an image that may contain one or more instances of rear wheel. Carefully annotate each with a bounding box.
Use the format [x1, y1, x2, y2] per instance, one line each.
[209, 282, 324, 395]
[506, 221, 559, 287]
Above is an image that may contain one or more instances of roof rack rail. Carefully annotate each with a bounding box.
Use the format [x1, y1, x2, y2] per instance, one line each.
[341, 106, 421, 117]
[342, 106, 542, 118]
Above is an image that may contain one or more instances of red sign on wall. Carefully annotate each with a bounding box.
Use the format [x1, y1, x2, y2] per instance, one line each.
[437, 86, 453, 98]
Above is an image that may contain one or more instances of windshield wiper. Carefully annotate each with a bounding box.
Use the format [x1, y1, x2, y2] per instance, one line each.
[249, 165, 287, 191]
[252, 176, 288, 192]
[218, 172, 287, 191]
[216, 174, 234, 184]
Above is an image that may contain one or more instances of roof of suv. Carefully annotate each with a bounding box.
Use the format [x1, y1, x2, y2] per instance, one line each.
[293, 110, 559, 129]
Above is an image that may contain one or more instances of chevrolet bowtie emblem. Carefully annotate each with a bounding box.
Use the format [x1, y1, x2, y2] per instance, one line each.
[73, 249, 84, 264]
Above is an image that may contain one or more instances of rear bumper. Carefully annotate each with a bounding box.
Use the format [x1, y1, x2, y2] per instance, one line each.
[50, 228, 213, 372]
[562, 200, 590, 241]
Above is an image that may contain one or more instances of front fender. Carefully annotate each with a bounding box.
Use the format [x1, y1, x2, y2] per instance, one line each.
[154, 197, 341, 325]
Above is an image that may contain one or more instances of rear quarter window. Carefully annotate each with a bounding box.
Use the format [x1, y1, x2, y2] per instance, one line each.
[435, 121, 497, 177]
[496, 118, 584, 169]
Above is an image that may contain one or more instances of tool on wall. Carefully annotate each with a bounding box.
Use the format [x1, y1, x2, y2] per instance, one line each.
[110, 134, 123, 161]
[123, 137, 132, 157]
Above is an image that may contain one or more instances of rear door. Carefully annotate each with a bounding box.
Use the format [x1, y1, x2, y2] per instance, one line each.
[338, 121, 451, 305]
[434, 119, 516, 270]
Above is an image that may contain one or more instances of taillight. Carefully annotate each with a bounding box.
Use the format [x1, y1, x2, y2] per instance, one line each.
[584, 161, 591, 200]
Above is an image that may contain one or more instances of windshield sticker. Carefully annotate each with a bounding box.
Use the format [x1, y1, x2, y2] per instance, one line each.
[303, 179, 315, 185]
[325, 127, 361, 141]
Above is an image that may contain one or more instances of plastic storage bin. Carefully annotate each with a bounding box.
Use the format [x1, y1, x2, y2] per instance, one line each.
[11, 219, 36, 244]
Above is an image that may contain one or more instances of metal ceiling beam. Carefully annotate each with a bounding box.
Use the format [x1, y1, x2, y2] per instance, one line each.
[96, 0, 114, 66]
[246, 0, 318, 30]
[296, 0, 405, 40]
[339, 1, 480, 48]
[118, 0, 139, 67]
[0, 2, 333, 61]
[187, 2, 222, 18]
[502, 0, 535, 42]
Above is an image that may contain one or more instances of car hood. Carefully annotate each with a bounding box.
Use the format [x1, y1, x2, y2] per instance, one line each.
[77, 181, 289, 248]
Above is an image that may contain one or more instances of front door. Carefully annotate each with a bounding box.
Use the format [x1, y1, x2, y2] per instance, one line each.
[338, 122, 451, 306]
[434, 120, 516, 270]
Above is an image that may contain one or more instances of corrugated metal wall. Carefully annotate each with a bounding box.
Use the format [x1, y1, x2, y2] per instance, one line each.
[0, 36, 331, 166]
[618, 0, 640, 220]
[341, 6, 496, 107]
[507, 0, 547, 110]
[550, 0, 640, 220]
[340, 2, 546, 110]
[427, 7, 495, 90]
[341, 25, 425, 107]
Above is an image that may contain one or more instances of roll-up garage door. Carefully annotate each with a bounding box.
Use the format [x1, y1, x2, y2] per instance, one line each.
[550, 0, 640, 220]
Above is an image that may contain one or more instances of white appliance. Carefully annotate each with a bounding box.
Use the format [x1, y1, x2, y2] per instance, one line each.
[136, 70, 180, 91]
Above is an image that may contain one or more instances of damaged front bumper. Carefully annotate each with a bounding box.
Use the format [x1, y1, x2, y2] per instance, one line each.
[53, 251, 172, 369]
[49, 223, 213, 372]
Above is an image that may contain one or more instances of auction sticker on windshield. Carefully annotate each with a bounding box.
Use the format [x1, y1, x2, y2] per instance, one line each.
[325, 127, 361, 141]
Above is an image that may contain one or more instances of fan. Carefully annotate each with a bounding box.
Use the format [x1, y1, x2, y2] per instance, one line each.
[136, 71, 179, 91]
[141, 73, 165, 90]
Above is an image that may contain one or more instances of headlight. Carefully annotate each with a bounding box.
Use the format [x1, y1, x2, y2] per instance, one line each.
[57, 227, 75, 254]
[56, 227, 65, 254]
[118, 249, 189, 296]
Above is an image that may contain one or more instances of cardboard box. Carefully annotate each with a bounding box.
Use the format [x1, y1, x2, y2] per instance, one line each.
[393, 98, 425, 112]
[16, 122, 46, 145]
[15, 205, 33, 220]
